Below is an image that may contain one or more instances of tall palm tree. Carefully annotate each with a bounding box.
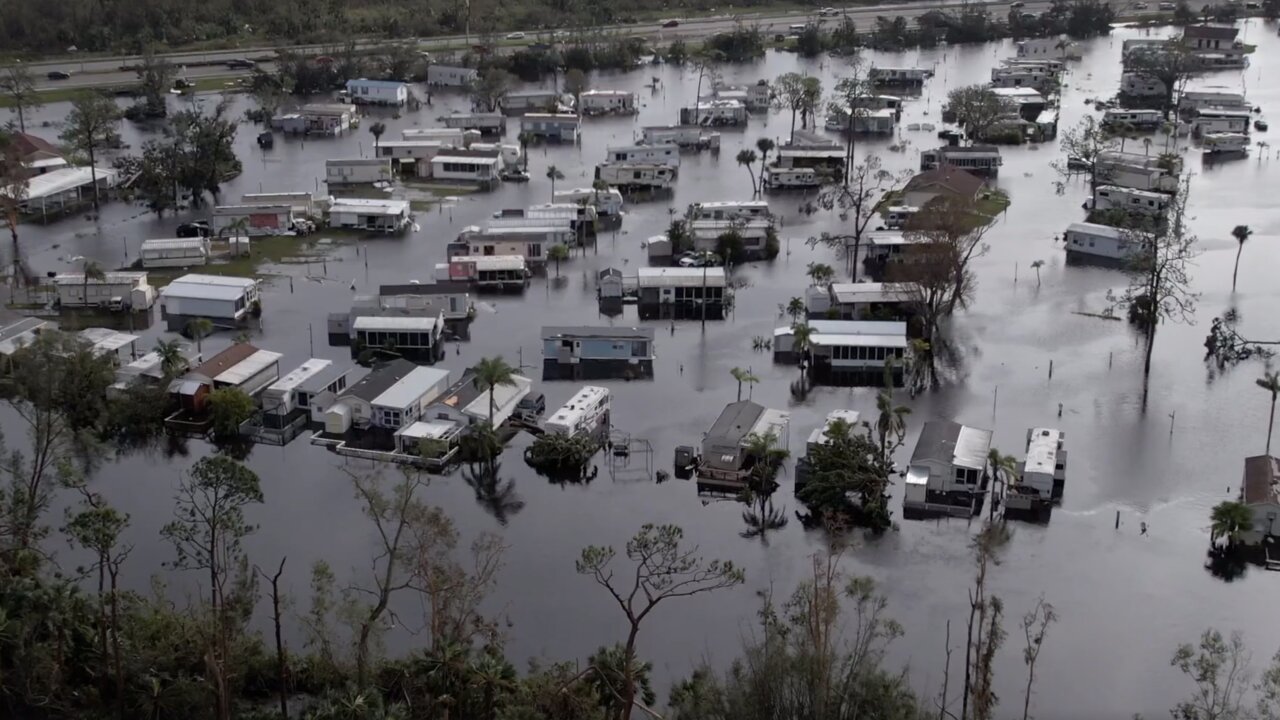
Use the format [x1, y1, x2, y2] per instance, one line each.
[472, 355, 517, 428]
[368, 121, 386, 153]
[545, 165, 564, 201]
[186, 317, 214, 354]
[154, 338, 186, 378]
[1259, 371, 1280, 454]
[874, 388, 910, 463]
[791, 322, 813, 379]
[80, 258, 105, 308]
[729, 366, 759, 402]
[986, 447, 1019, 520]
[1209, 500, 1253, 548]
[805, 261, 835, 287]
[755, 137, 774, 191]
[1231, 225, 1252, 292]
[546, 243, 570, 277]
[743, 430, 790, 492]
[735, 149, 758, 193]
[786, 296, 806, 324]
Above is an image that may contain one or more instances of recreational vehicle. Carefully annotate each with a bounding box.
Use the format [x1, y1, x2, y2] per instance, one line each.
[762, 166, 819, 190]
[1202, 132, 1249, 154]
[1090, 185, 1171, 216]
[580, 90, 637, 115]
[544, 386, 612, 437]
[554, 188, 625, 217]
[595, 162, 676, 190]
[688, 201, 772, 222]
[869, 67, 932, 86]
[1102, 108, 1165, 131]
[606, 144, 680, 168]
[1194, 108, 1251, 135]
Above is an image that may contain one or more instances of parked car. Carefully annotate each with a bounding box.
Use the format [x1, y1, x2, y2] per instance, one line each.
[678, 251, 721, 268]
[818, 7, 841, 15]
[661, 19, 680, 27]
[1158, 1, 1175, 8]
[176, 221, 212, 238]
[46, 70, 71, 80]
[173, 78, 194, 90]
[516, 393, 546, 423]
[500, 169, 531, 182]
[506, 31, 526, 39]
[225, 58, 256, 69]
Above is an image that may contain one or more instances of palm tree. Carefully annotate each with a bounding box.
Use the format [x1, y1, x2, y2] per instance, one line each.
[743, 430, 790, 492]
[729, 366, 760, 402]
[517, 131, 534, 170]
[80, 258, 105, 308]
[986, 448, 1019, 520]
[1231, 225, 1252, 292]
[805, 261, 835, 287]
[185, 317, 214, 354]
[1031, 259, 1045, 287]
[462, 460, 525, 525]
[785, 296, 806, 324]
[546, 243, 570, 277]
[740, 492, 788, 542]
[368, 121, 387, 153]
[473, 355, 517, 428]
[874, 386, 910, 463]
[1259, 371, 1280, 454]
[1209, 500, 1253, 548]
[545, 165, 564, 201]
[791, 322, 813, 378]
[735, 149, 758, 194]
[755, 137, 774, 192]
[154, 338, 186, 378]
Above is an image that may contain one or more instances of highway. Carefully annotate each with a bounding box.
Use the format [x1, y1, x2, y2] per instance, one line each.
[17, 0, 1098, 93]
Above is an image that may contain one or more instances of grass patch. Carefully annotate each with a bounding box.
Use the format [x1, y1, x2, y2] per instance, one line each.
[136, 234, 351, 284]
[975, 189, 1011, 219]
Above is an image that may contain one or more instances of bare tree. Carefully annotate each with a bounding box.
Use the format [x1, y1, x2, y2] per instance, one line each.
[772, 72, 821, 142]
[962, 522, 1010, 720]
[577, 524, 745, 720]
[807, 155, 909, 279]
[1170, 629, 1251, 720]
[1, 66, 42, 133]
[1020, 598, 1057, 720]
[828, 58, 871, 183]
[1055, 115, 1119, 189]
[59, 95, 122, 211]
[0, 138, 32, 286]
[1109, 175, 1199, 395]
[408, 506, 507, 650]
[256, 558, 289, 719]
[1126, 42, 1195, 112]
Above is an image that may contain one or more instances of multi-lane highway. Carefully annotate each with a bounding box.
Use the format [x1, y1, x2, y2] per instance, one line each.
[13, 0, 1102, 93]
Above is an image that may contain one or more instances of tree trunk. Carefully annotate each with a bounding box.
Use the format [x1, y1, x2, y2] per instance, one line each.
[1232, 242, 1244, 292]
[790, 109, 797, 142]
[97, 555, 110, 704]
[110, 568, 124, 720]
[736, 380, 742, 402]
[1142, 324, 1156, 381]
[746, 165, 757, 195]
[17, 107, 25, 134]
[1268, 393, 1276, 455]
[88, 144, 101, 210]
[7, 209, 20, 288]
[269, 559, 289, 719]
[621, 623, 641, 720]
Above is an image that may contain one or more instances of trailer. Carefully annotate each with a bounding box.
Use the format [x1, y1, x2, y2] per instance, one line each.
[640, 125, 721, 150]
[762, 165, 819, 190]
[605, 143, 680, 168]
[595, 162, 676, 190]
[580, 90, 637, 115]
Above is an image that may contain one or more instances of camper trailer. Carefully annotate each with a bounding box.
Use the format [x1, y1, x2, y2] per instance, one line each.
[554, 188, 625, 217]
[605, 144, 680, 169]
[688, 201, 771, 222]
[762, 166, 819, 190]
[595, 163, 676, 190]
[1202, 132, 1249, 154]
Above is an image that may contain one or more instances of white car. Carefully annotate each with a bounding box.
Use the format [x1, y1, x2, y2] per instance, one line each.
[1134, 1, 1149, 7]
[506, 31, 526, 40]
[1158, 1, 1175, 8]
[818, 7, 840, 16]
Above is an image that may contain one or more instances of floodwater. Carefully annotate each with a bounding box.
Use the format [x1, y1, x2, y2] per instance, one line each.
[14, 20, 1280, 718]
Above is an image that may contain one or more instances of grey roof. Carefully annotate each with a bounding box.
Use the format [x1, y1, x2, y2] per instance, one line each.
[542, 326, 655, 341]
[707, 401, 766, 444]
[380, 281, 470, 296]
[911, 419, 992, 470]
[342, 358, 421, 403]
[598, 268, 623, 279]
[298, 363, 354, 394]
[1243, 455, 1280, 505]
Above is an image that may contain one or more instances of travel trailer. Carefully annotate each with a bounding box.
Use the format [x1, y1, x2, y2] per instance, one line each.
[554, 188, 625, 217]
[594, 162, 676, 190]
[1102, 108, 1165, 131]
[543, 385, 612, 437]
[606, 144, 680, 169]
[762, 166, 819, 190]
[688, 201, 772, 222]
[1202, 132, 1249, 154]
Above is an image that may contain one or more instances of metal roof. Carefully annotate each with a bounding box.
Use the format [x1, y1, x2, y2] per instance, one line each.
[77, 328, 138, 355]
[1023, 427, 1064, 476]
[396, 419, 462, 440]
[214, 349, 282, 386]
[192, 343, 259, 378]
[542, 326, 654, 341]
[829, 282, 916, 305]
[343, 358, 419, 403]
[636, 267, 727, 288]
[777, 320, 908, 337]
[911, 420, 991, 470]
[162, 274, 257, 302]
[53, 271, 148, 286]
[353, 315, 438, 332]
[707, 401, 766, 444]
[462, 374, 532, 424]
[806, 409, 862, 447]
[432, 154, 500, 166]
[141, 238, 207, 251]
[267, 359, 334, 394]
[1066, 222, 1126, 240]
[330, 199, 410, 216]
[23, 167, 118, 200]
[346, 78, 408, 90]
[380, 281, 470, 296]
[810, 333, 908, 348]
[373, 366, 451, 410]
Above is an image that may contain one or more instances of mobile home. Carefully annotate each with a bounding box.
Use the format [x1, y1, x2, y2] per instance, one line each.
[1102, 108, 1165, 131]
[502, 90, 564, 115]
[326, 158, 393, 185]
[919, 145, 1003, 177]
[343, 79, 409, 106]
[869, 67, 932, 86]
[519, 113, 581, 143]
[688, 200, 771, 222]
[446, 255, 530, 291]
[1179, 90, 1248, 113]
[212, 204, 295, 236]
[426, 65, 478, 88]
[159, 274, 260, 330]
[679, 100, 748, 126]
[640, 125, 720, 149]
[542, 326, 655, 380]
[328, 198, 412, 233]
[1194, 108, 1251, 136]
[430, 152, 502, 184]
[443, 112, 506, 136]
[1091, 185, 1171, 216]
[903, 419, 993, 518]
[240, 192, 319, 217]
[53, 271, 156, 310]
[690, 218, 773, 259]
[762, 165, 819, 190]
[695, 400, 790, 492]
[554, 188, 625, 217]
[594, 162, 676, 190]
[635, 267, 727, 320]
[1203, 132, 1249, 154]
[606, 144, 680, 169]
[580, 90, 637, 115]
[1063, 221, 1135, 264]
[300, 103, 357, 135]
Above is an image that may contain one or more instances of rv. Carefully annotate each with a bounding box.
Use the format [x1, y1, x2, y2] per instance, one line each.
[544, 386, 612, 437]
[1090, 185, 1171, 216]
[580, 90, 637, 115]
[554, 188, 626, 217]
[1179, 90, 1249, 114]
[640, 125, 721, 149]
[1202, 132, 1249, 154]
[762, 166, 819, 190]
[688, 201, 772, 222]
[1102, 108, 1165, 131]
[1005, 428, 1067, 519]
[679, 100, 748, 126]
[606, 144, 680, 169]
[883, 206, 919, 229]
[1194, 108, 1251, 136]
[595, 162, 676, 190]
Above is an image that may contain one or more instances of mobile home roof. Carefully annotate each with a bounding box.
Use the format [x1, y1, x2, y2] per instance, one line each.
[268, 358, 335, 394]
[214, 349, 282, 385]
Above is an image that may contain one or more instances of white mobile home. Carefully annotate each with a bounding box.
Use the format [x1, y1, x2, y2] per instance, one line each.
[1094, 150, 1180, 192]
[689, 201, 771, 222]
[209, 348, 282, 397]
[1064, 222, 1135, 263]
[919, 145, 1003, 177]
[343, 78, 409, 106]
[427, 65, 478, 88]
[544, 385, 611, 437]
[328, 198, 412, 233]
[325, 359, 451, 433]
[903, 419, 993, 518]
[77, 327, 140, 361]
[326, 158, 393, 186]
[1121, 72, 1167, 98]
[1091, 185, 1171, 216]
[503, 90, 564, 115]
[554, 188, 625, 217]
[352, 315, 444, 363]
[762, 165, 819, 190]
[679, 100, 747, 126]
[443, 113, 506, 135]
[1016, 36, 1082, 59]
[262, 359, 350, 419]
[1179, 90, 1248, 113]
[640, 125, 719, 149]
[606, 144, 680, 169]
[690, 218, 773, 258]
[159, 274, 260, 329]
[580, 90, 637, 115]
[111, 343, 200, 391]
[240, 192, 319, 217]
[595, 162, 676, 190]
[300, 103, 357, 135]
[53, 270, 156, 310]
[869, 67, 932, 86]
[1194, 108, 1251, 136]
[212, 204, 295, 237]
[401, 127, 470, 145]
[446, 255, 530, 290]
[1203, 132, 1249, 154]
[431, 151, 502, 183]
[1102, 108, 1165, 131]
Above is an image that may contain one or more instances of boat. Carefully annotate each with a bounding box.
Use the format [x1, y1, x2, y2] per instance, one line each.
[1256, 119, 1269, 131]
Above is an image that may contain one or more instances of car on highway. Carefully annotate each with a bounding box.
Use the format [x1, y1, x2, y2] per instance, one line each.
[1010, 1, 1025, 7]
[818, 7, 841, 16]
[1158, 1, 1175, 8]
[46, 71, 71, 81]
[506, 31, 526, 39]
[225, 58, 256, 69]
[661, 19, 680, 28]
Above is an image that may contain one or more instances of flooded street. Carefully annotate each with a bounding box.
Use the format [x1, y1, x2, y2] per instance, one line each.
[15, 20, 1280, 717]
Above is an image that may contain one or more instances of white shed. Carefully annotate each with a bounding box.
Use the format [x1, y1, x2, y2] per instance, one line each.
[160, 274, 260, 325]
[53, 271, 156, 310]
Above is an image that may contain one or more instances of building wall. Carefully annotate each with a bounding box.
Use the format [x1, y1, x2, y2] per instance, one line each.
[162, 294, 245, 320]
[327, 162, 391, 185]
[1245, 502, 1280, 545]
[57, 281, 140, 307]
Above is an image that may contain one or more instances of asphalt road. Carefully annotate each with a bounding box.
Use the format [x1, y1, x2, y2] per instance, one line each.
[19, 0, 1112, 92]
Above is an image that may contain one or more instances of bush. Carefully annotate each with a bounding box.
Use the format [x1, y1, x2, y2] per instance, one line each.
[208, 387, 255, 439]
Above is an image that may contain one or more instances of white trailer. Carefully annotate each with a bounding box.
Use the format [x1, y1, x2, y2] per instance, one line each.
[580, 90, 637, 115]
[640, 125, 719, 149]
[342, 79, 409, 106]
[1102, 108, 1165, 131]
[1091, 185, 1171, 216]
[762, 165, 819, 190]
[140, 238, 210, 268]
[1194, 108, 1251, 136]
[688, 201, 771, 221]
[554, 188, 625, 217]
[605, 143, 680, 168]
[595, 162, 675, 190]
[325, 158, 393, 185]
[1202, 132, 1249, 154]
[544, 385, 611, 437]
[1063, 222, 1134, 263]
